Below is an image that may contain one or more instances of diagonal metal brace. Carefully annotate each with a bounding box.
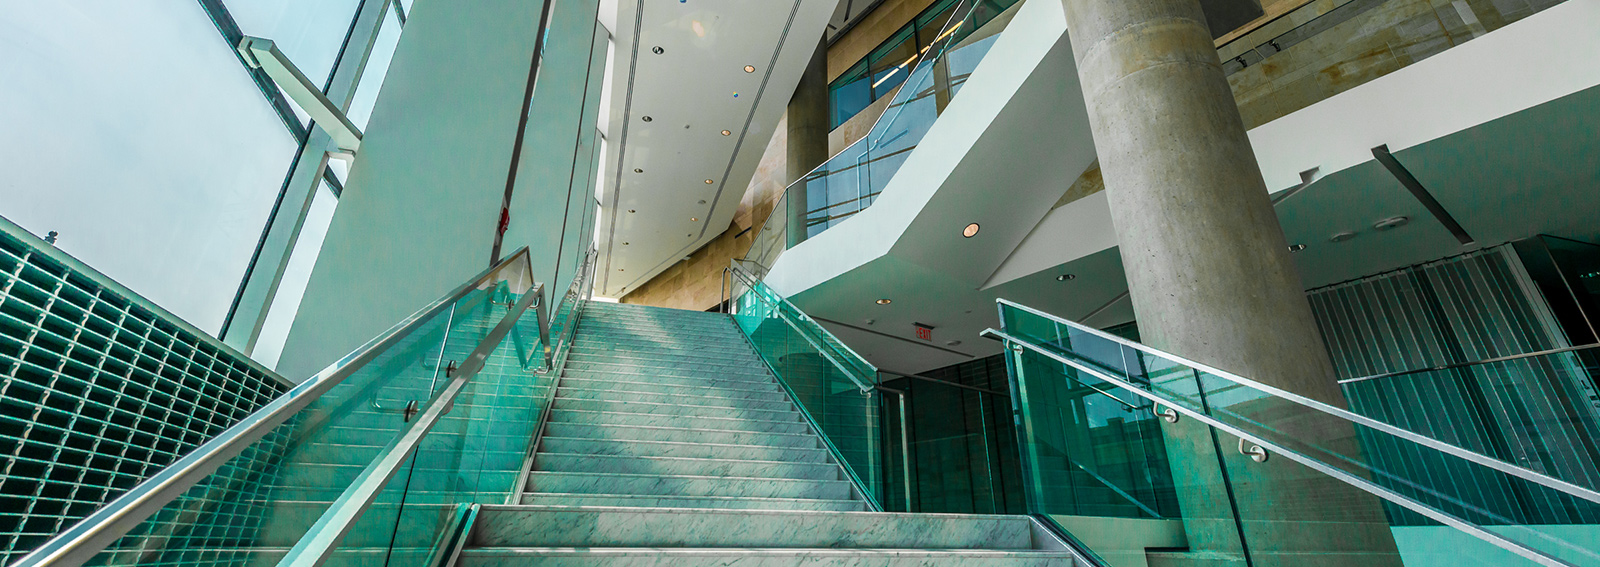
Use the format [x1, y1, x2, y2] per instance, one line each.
[238, 36, 363, 153]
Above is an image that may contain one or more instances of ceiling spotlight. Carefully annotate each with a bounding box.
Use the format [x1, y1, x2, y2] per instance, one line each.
[721, 130, 731, 136]
[705, 179, 714, 184]
[1373, 216, 1410, 231]
[962, 223, 980, 238]
[1289, 244, 1307, 252]
[876, 299, 892, 305]
[652, 46, 664, 55]
[633, 168, 643, 173]
[865, 319, 876, 325]
[1330, 231, 1358, 243]
[628, 209, 636, 213]
[622, 242, 629, 245]
[641, 116, 653, 122]
[690, 217, 698, 221]
[1056, 274, 1076, 282]
[744, 65, 756, 73]
[946, 340, 962, 347]
[697, 199, 707, 204]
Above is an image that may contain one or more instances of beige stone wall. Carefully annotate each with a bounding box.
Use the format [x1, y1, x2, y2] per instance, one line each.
[620, 114, 791, 310]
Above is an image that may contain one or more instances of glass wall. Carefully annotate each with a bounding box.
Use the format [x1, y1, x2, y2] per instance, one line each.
[0, 2, 299, 334]
[880, 355, 1027, 514]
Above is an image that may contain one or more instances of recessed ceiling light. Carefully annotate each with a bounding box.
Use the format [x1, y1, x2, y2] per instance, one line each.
[1289, 244, 1307, 252]
[628, 209, 636, 213]
[946, 340, 962, 346]
[1056, 274, 1076, 282]
[1373, 216, 1410, 230]
[697, 199, 706, 204]
[690, 217, 698, 221]
[641, 116, 652, 122]
[705, 179, 714, 184]
[962, 223, 980, 238]
[622, 242, 629, 245]
[652, 46, 664, 55]
[721, 130, 731, 136]
[876, 299, 891, 305]
[744, 65, 756, 73]
[633, 168, 643, 173]
[1330, 231, 1357, 243]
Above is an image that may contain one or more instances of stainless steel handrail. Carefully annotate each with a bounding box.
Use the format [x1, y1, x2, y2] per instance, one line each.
[510, 246, 598, 502]
[996, 297, 1600, 506]
[12, 247, 537, 567]
[1339, 342, 1600, 385]
[278, 279, 545, 567]
[984, 328, 1578, 567]
[727, 262, 877, 392]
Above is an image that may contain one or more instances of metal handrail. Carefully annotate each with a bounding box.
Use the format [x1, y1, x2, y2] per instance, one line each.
[510, 247, 598, 502]
[12, 247, 538, 567]
[727, 262, 877, 392]
[985, 328, 1578, 567]
[996, 297, 1600, 506]
[277, 278, 545, 567]
[1339, 342, 1600, 385]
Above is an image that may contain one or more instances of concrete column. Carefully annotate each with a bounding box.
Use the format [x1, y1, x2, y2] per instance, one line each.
[1058, 0, 1402, 565]
[785, 37, 829, 248]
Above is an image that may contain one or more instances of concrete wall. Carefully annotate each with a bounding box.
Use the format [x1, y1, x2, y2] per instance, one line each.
[277, 0, 602, 380]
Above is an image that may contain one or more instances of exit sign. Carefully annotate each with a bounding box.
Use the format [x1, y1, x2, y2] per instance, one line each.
[914, 323, 934, 341]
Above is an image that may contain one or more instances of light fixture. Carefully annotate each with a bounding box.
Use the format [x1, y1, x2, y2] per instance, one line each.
[652, 46, 664, 54]
[690, 217, 698, 221]
[633, 168, 643, 173]
[705, 179, 714, 184]
[622, 242, 629, 245]
[628, 209, 636, 213]
[641, 116, 653, 122]
[721, 130, 731, 136]
[962, 223, 980, 238]
[1373, 216, 1410, 230]
[697, 199, 706, 204]
[946, 340, 962, 347]
[744, 65, 756, 73]
[1289, 244, 1307, 252]
[876, 299, 891, 305]
[1056, 274, 1075, 282]
[1330, 231, 1357, 243]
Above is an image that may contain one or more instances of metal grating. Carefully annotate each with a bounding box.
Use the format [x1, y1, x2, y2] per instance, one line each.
[0, 223, 290, 566]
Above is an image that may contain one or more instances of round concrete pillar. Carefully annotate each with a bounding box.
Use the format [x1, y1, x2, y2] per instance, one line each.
[1059, 0, 1402, 564]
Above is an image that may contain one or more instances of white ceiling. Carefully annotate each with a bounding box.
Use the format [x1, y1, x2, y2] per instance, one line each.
[594, 0, 838, 297]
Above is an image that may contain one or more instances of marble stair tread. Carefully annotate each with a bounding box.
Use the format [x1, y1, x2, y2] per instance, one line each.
[562, 356, 769, 376]
[561, 361, 775, 382]
[548, 408, 809, 434]
[472, 506, 1040, 549]
[558, 370, 783, 392]
[523, 471, 853, 499]
[556, 376, 788, 400]
[569, 337, 756, 354]
[518, 492, 866, 511]
[541, 422, 821, 449]
[531, 452, 841, 480]
[565, 345, 762, 363]
[539, 436, 833, 462]
[553, 386, 796, 412]
[549, 397, 803, 422]
[456, 548, 1082, 566]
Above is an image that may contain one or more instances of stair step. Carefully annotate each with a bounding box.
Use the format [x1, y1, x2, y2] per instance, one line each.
[569, 337, 757, 355]
[524, 471, 852, 499]
[472, 506, 1040, 549]
[562, 361, 774, 382]
[563, 353, 768, 374]
[554, 386, 795, 412]
[531, 452, 840, 480]
[541, 422, 820, 449]
[551, 397, 802, 422]
[517, 492, 866, 511]
[565, 347, 763, 367]
[457, 548, 1081, 566]
[548, 408, 810, 434]
[538, 436, 831, 463]
[557, 376, 785, 400]
[559, 370, 779, 391]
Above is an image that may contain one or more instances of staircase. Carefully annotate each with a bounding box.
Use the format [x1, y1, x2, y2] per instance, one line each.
[456, 302, 1085, 566]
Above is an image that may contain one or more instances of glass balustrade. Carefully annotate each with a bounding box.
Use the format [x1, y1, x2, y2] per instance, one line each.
[993, 299, 1600, 567]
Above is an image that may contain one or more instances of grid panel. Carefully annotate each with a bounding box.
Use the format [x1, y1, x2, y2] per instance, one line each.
[0, 229, 289, 566]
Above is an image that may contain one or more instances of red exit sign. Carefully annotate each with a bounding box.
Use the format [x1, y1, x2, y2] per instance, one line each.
[914, 323, 934, 341]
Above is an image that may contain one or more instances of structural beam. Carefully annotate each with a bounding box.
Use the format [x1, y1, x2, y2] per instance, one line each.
[238, 37, 363, 152]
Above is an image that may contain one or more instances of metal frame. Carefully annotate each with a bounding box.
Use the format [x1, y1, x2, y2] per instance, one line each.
[985, 327, 1579, 567]
[995, 297, 1600, 507]
[276, 279, 544, 567]
[1340, 342, 1600, 385]
[509, 247, 599, 502]
[11, 247, 535, 567]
